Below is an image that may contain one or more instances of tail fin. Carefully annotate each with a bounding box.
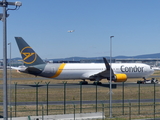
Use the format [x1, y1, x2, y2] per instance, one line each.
[15, 37, 45, 66]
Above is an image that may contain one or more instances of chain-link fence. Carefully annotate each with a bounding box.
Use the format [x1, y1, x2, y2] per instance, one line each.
[0, 82, 160, 119]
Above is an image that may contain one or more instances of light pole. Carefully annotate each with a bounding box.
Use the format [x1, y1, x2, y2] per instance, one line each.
[0, 1, 22, 120]
[109, 36, 114, 118]
[8, 42, 12, 118]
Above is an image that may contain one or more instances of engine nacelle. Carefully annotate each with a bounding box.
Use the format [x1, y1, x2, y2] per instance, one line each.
[114, 74, 127, 82]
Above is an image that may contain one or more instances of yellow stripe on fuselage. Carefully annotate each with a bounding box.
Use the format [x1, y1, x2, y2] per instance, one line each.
[49, 63, 66, 78]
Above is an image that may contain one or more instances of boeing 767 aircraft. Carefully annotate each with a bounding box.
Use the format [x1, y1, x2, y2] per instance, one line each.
[12, 37, 154, 84]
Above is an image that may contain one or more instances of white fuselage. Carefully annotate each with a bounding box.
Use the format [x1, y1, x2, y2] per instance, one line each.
[40, 62, 154, 80]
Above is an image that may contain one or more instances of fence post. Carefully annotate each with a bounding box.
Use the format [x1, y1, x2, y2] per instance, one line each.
[102, 103, 105, 120]
[96, 81, 98, 112]
[10, 106, 12, 120]
[74, 104, 75, 120]
[122, 82, 124, 115]
[80, 82, 82, 113]
[28, 116, 31, 120]
[45, 81, 50, 115]
[14, 82, 17, 117]
[138, 83, 140, 115]
[63, 81, 67, 114]
[42, 104, 44, 120]
[35, 82, 40, 116]
[129, 102, 131, 120]
[154, 83, 156, 119]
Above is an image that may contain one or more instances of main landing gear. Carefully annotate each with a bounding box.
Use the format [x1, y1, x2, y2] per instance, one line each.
[79, 79, 102, 85]
[93, 81, 102, 85]
[79, 79, 88, 85]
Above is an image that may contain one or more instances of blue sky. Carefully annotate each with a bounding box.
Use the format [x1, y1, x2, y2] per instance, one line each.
[0, 0, 160, 59]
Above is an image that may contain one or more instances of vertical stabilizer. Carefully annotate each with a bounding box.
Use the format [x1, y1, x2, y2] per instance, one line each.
[15, 37, 45, 66]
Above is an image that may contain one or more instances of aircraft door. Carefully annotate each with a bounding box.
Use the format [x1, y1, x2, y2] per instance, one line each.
[40, 66, 56, 77]
[51, 67, 55, 74]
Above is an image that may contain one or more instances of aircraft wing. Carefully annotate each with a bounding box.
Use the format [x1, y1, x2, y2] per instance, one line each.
[89, 58, 115, 79]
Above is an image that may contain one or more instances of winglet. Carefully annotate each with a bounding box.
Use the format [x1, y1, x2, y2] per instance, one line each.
[103, 57, 110, 70]
[103, 57, 115, 79]
[15, 37, 45, 66]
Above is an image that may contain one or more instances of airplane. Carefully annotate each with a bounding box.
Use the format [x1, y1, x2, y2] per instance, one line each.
[67, 30, 75, 33]
[152, 66, 160, 71]
[12, 37, 155, 84]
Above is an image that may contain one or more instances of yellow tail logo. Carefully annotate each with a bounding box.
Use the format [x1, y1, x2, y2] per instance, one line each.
[22, 53, 35, 60]
[20, 46, 37, 64]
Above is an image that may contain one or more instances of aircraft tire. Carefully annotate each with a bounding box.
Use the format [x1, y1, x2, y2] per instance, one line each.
[93, 82, 102, 85]
[79, 81, 88, 85]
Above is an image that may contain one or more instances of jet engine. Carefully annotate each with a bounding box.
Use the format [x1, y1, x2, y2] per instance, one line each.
[114, 74, 127, 82]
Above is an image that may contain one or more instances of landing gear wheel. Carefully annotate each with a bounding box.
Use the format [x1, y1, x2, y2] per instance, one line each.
[93, 81, 102, 85]
[79, 81, 88, 85]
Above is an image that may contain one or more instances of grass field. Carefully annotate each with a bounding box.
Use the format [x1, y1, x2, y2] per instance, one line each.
[0, 70, 160, 119]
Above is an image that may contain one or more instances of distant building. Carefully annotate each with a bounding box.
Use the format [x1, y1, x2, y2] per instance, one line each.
[53, 61, 80, 63]
[80, 58, 160, 66]
[115, 58, 160, 66]
[80, 59, 115, 63]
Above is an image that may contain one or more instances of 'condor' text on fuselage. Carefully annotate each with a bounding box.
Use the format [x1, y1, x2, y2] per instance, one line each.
[121, 65, 144, 73]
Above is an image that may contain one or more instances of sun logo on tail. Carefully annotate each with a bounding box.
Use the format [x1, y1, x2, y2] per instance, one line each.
[20, 46, 37, 64]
